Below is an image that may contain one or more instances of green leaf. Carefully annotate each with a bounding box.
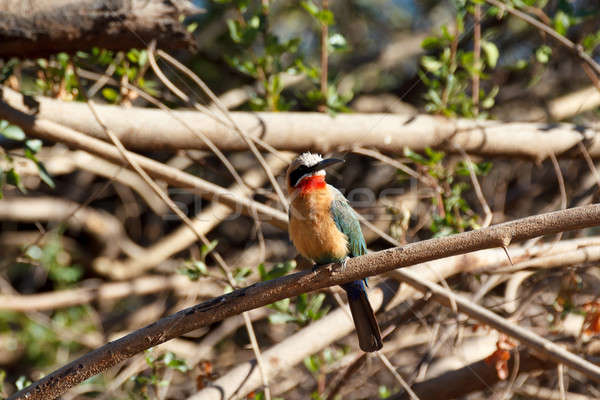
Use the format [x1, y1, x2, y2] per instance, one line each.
[404, 147, 428, 165]
[379, 385, 392, 398]
[553, 10, 571, 36]
[102, 87, 119, 103]
[25, 245, 43, 260]
[1, 124, 25, 141]
[316, 10, 334, 25]
[328, 33, 348, 52]
[536, 45, 552, 64]
[481, 40, 499, 68]
[234, 266, 252, 283]
[421, 56, 444, 73]
[270, 298, 290, 313]
[15, 376, 31, 390]
[187, 22, 199, 33]
[164, 352, 189, 372]
[269, 312, 296, 324]
[260, 260, 296, 281]
[35, 161, 55, 189]
[301, 1, 320, 17]
[200, 240, 218, 258]
[25, 139, 43, 153]
[303, 355, 321, 373]
[421, 36, 442, 50]
[6, 168, 26, 193]
[137, 50, 148, 67]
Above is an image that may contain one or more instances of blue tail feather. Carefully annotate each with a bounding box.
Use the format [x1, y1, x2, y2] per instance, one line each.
[341, 280, 382, 352]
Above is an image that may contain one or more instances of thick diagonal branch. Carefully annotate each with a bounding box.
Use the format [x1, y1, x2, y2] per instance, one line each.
[8, 204, 600, 400]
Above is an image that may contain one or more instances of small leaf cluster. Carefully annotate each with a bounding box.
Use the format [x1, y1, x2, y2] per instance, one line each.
[258, 260, 330, 325]
[128, 349, 189, 399]
[76, 48, 157, 103]
[419, 1, 499, 117]
[35, 53, 80, 100]
[217, 0, 351, 112]
[24, 231, 83, 288]
[220, 0, 302, 111]
[178, 240, 218, 281]
[0, 306, 95, 367]
[403, 147, 492, 237]
[0, 121, 54, 198]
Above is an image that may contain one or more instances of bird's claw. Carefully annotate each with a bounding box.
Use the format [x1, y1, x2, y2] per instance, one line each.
[340, 257, 348, 270]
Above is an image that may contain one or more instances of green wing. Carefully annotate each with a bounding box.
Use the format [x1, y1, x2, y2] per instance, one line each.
[328, 185, 367, 257]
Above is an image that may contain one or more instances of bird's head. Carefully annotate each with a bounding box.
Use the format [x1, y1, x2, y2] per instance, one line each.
[286, 152, 344, 193]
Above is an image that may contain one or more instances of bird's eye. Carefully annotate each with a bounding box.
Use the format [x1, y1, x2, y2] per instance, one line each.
[289, 165, 309, 187]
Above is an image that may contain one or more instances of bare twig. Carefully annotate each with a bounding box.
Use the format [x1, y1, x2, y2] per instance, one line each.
[484, 0, 600, 77]
[320, 0, 329, 107]
[154, 49, 289, 210]
[0, 89, 288, 229]
[457, 147, 493, 227]
[472, 3, 481, 116]
[0, 275, 223, 312]
[377, 352, 420, 400]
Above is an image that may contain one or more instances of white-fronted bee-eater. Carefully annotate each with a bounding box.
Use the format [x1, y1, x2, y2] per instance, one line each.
[286, 152, 382, 352]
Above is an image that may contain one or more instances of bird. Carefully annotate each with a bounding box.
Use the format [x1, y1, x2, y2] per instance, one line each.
[286, 152, 382, 352]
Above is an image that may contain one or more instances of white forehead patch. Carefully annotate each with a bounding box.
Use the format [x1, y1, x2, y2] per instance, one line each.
[297, 152, 323, 167]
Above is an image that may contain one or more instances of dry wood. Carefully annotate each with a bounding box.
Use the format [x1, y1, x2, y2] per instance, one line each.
[0, 0, 196, 58]
[0, 86, 289, 230]
[8, 204, 600, 400]
[0, 275, 223, 312]
[4, 87, 598, 158]
[392, 349, 554, 400]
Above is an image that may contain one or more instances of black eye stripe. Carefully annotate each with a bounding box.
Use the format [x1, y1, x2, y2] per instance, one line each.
[289, 165, 310, 187]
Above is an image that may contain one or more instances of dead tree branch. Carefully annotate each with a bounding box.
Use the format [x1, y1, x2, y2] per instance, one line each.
[8, 204, 600, 400]
[392, 348, 555, 400]
[4, 87, 599, 159]
[0, 0, 197, 58]
[0, 86, 289, 230]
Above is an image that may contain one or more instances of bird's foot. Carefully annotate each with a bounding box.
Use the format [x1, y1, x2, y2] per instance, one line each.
[340, 257, 349, 270]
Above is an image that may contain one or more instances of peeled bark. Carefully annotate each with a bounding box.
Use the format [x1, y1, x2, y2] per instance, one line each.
[0, 0, 197, 58]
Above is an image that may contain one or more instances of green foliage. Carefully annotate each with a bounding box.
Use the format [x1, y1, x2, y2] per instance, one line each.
[403, 147, 492, 237]
[218, 0, 351, 112]
[25, 232, 83, 288]
[129, 349, 189, 398]
[262, 260, 328, 325]
[14, 376, 31, 391]
[0, 306, 95, 367]
[258, 260, 296, 281]
[34, 53, 80, 100]
[419, 1, 499, 117]
[0, 120, 56, 196]
[379, 385, 392, 398]
[178, 240, 218, 281]
[303, 346, 345, 377]
[268, 291, 329, 325]
[75, 48, 156, 102]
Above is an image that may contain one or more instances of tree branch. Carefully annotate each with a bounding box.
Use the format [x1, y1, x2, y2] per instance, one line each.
[3, 87, 598, 159]
[0, 0, 198, 58]
[8, 204, 600, 400]
[0, 86, 289, 230]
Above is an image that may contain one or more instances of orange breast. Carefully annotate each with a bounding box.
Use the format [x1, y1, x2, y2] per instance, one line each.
[289, 186, 348, 264]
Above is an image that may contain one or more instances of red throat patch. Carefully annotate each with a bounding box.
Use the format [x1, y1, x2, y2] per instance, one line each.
[298, 175, 326, 194]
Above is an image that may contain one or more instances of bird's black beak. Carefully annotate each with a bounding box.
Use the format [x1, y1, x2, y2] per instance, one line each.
[307, 158, 344, 174]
